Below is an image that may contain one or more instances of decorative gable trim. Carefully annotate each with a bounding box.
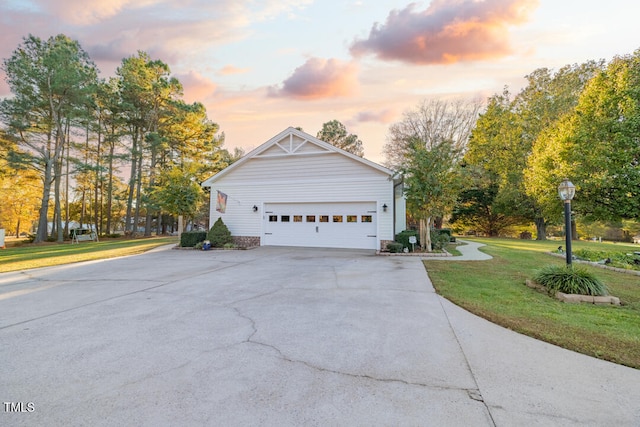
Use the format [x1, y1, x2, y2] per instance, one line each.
[254, 132, 335, 158]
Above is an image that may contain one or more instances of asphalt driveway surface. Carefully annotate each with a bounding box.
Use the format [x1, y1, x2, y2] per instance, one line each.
[1, 246, 639, 426]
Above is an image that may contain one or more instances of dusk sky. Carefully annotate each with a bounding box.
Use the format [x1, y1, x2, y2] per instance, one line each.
[1, 0, 639, 164]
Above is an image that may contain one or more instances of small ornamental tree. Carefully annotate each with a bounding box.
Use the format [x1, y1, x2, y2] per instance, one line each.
[207, 218, 232, 247]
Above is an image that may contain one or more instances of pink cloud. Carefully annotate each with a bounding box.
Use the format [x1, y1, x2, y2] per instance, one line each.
[269, 58, 359, 100]
[176, 70, 217, 103]
[353, 109, 397, 124]
[219, 65, 250, 76]
[350, 0, 539, 65]
[35, 0, 140, 25]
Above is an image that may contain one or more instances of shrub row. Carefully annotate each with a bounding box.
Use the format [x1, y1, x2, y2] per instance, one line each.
[180, 231, 208, 247]
[573, 249, 640, 271]
[395, 230, 419, 251]
[386, 242, 404, 253]
[179, 218, 235, 248]
[392, 228, 454, 252]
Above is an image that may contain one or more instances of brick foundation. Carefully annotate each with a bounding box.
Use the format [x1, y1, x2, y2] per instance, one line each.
[232, 236, 260, 248]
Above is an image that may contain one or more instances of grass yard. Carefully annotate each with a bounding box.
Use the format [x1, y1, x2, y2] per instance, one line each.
[0, 236, 178, 273]
[425, 238, 640, 369]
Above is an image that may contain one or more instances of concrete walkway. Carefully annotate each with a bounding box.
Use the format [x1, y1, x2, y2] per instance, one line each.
[1, 246, 638, 426]
[440, 239, 493, 261]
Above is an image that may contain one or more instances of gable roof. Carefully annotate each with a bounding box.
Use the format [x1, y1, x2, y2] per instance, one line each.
[202, 127, 396, 187]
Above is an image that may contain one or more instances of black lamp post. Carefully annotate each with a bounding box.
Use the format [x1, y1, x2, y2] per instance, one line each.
[558, 178, 576, 266]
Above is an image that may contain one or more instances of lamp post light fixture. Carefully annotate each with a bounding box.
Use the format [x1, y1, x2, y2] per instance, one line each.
[558, 178, 576, 266]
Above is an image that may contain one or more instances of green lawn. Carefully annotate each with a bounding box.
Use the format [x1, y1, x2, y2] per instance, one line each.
[0, 237, 178, 273]
[425, 237, 640, 369]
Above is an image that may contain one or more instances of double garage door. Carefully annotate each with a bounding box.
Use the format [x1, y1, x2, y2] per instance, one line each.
[263, 202, 377, 249]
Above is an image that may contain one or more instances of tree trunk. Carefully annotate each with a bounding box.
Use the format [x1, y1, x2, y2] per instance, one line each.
[133, 151, 143, 236]
[49, 85, 67, 243]
[144, 162, 155, 237]
[105, 140, 115, 235]
[54, 161, 63, 242]
[64, 127, 70, 238]
[94, 118, 102, 236]
[35, 164, 53, 243]
[433, 216, 443, 229]
[419, 217, 432, 252]
[534, 217, 547, 241]
[125, 131, 139, 234]
[144, 212, 153, 237]
[54, 138, 64, 243]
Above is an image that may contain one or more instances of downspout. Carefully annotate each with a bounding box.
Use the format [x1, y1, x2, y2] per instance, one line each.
[392, 174, 404, 237]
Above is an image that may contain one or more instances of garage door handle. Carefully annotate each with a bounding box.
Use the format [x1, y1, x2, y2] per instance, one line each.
[316, 226, 319, 233]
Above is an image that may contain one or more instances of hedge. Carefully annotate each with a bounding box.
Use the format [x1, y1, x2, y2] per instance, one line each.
[180, 231, 207, 247]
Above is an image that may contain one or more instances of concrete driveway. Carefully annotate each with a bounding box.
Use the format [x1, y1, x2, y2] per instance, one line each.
[1, 246, 639, 426]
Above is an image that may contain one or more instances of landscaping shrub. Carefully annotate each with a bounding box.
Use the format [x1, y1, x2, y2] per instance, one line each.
[574, 249, 640, 271]
[386, 242, 404, 253]
[430, 229, 451, 251]
[208, 218, 233, 247]
[533, 265, 608, 296]
[395, 230, 419, 251]
[438, 228, 453, 240]
[180, 231, 207, 247]
[441, 228, 456, 243]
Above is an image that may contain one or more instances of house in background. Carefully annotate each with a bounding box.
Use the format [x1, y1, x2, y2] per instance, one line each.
[201, 127, 405, 250]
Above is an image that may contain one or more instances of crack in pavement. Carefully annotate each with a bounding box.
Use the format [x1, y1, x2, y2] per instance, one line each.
[228, 303, 487, 407]
[247, 333, 485, 397]
[435, 293, 497, 427]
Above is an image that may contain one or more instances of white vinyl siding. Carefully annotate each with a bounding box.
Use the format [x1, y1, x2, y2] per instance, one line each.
[209, 178, 394, 242]
[217, 154, 385, 184]
[203, 128, 403, 249]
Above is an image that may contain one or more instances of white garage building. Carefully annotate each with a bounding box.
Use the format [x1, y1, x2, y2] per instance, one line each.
[202, 127, 405, 250]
